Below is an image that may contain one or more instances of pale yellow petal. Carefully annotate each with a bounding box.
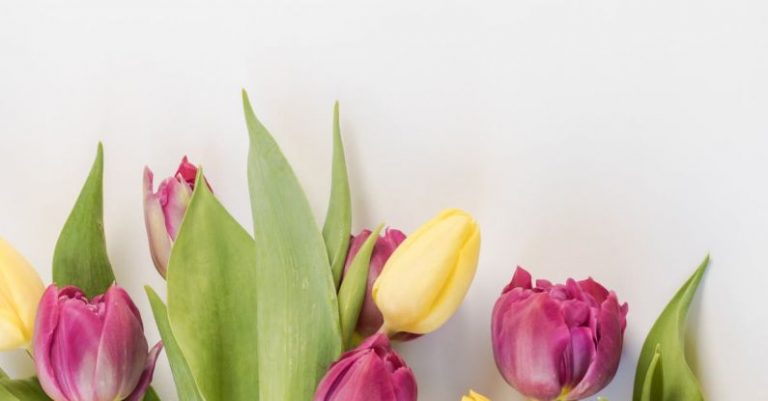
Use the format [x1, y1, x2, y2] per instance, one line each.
[462, 390, 491, 401]
[0, 238, 45, 349]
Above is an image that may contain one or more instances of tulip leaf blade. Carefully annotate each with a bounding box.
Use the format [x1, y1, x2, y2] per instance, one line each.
[640, 345, 664, 401]
[53, 143, 116, 297]
[0, 377, 52, 401]
[166, 170, 259, 401]
[0, 368, 7, 380]
[633, 256, 709, 401]
[146, 286, 206, 401]
[243, 91, 343, 401]
[338, 224, 382, 348]
[142, 387, 162, 401]
[322, 102, 352, 289]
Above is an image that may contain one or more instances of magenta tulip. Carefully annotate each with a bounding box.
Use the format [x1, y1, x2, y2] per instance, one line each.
[342, 228, 406, 338]
[33, 284, 163, 401]
[313, 333, 417, 401]
[143, 156, 205, 277]
[491, 267, 628, 401]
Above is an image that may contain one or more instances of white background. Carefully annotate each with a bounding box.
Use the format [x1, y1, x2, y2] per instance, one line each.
[1, 1, 766, 400]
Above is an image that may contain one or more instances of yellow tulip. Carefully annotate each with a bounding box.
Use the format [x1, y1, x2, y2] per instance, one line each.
[462, 390, 491, 401]
[0, 238, 45, 350]
[372, 208, 480, 334]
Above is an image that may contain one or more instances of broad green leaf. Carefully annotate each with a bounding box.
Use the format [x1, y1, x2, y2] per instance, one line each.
[338, 224, 382, 348]
[322, 102, 352, 289]
[633, 256, 709, 401]
[0, 368, 7, 380]
[243, 91, 342, 401]
[166, 172, 259, 401]
[146, 286, 206, 401]
[0, 377, 51, 400]
[53, 143, 115, 297]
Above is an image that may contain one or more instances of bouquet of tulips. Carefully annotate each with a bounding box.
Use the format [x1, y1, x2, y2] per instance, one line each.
[0, 92, 710, 401]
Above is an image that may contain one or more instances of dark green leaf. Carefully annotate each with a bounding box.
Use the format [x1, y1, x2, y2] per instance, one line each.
[142, 387, 161, 401]
[0, 377, 51, 401]
[166, 171, 259, 401]
[146, 286, 205, 401]
[322, 102, 352, 289]
[52, 143, 115, 297]
[243, 91, 342, 401]
[633, 256, 709, 401]
[338, 224, 382, 348]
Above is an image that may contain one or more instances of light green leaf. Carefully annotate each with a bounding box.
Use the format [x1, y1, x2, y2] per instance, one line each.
[146, 286, 206, 401]
[0, 368, 7, 380]
[52, 143, 115, 297]
[633, 256, 709, 401]
[166, 171, 259, 401]
[0, 377, 51, 400]
[243, 91, 343, 401]
[338, 224, 382, 348]
[640, 345, 663, 401]
[322, 102, 352, 289]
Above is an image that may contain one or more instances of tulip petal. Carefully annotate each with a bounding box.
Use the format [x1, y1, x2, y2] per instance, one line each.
[0, 239, 45, 350]
[159, 177, 193, 241]
[33, 286, 69, 401]
[566, 294, 624, 400]
[143, 167, 172, 277]
[492, 292, 570, 401]
[329, 351, 395, 401]
[94, 286, 149, 400]
[125, 342, 164, 401]
[392, 367, 418, 401]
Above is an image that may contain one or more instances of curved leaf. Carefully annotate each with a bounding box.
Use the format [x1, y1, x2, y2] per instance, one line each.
[243, 91, 342, 401]
[0, 377, 51, 400]
[633, 256, 709, 401]
[146, 286, 206, 401]
[322, 102, 352, 289]
[52, 143, 115, 297]
[166, 171, 259, 401]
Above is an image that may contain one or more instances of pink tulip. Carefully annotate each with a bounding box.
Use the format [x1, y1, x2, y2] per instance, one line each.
[313, 333, 417, 401]
[491, 267, 628, 401]
[143, 156, 205, 277]
[33, 284, 163, 401]
[342, 228, 406, 338]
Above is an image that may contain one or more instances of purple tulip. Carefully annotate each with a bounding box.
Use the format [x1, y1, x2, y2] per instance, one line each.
[313, 333, 417, 401]
[143, 156, 205, 277]
[33, 284, 163, 401]
[342, 228, 406, 338]
[491, 267, 628, 401]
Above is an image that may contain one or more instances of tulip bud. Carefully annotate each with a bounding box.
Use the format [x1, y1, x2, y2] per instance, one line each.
[34, 284, 163, 401]
[313, 333, 417, 401]
[0, 238, 45, 351]
[143, 156, 206, 277]
[491, 267, 628, 401]
[341, 228, 406, 338]
[372, 208, 480, 335]
[461, 390, 491, 401]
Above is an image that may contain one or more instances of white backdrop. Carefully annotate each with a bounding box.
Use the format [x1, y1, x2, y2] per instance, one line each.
[1, 1, 767, 400]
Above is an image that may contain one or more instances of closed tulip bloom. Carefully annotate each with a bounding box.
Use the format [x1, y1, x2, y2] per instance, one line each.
[491, 267, 628, 401]
[0, 238, 45, 351]
[461, 390, 491, 401]
[313, 333, 417, 401]
[34, 284, 163, 401]
[372, 209, 480, 335]
[342, 228, 406, 338]
[143, 156, 205, 277]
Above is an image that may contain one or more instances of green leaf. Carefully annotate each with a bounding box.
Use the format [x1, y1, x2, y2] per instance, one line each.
[142, 387, 162, 401]
[243, 91, 342, 401]
[0, 368, 7, 380]
[0, 377, 52, 401]
[322, 102, 352, 289]
[338, 224, 382, 348]
[146, 286, 206, 401]
[166, 171, 259, 401]
[633, 256, 709, 401]
[640, 345, 664, 401]
[52, 143, 115, 297]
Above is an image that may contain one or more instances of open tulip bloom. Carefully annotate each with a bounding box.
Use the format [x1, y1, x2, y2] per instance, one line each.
[0, 96, 713, 401]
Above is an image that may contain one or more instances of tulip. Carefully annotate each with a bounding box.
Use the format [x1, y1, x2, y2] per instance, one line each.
[341, 228, 406, 338]
[372, 208, 480, 335]
[462, 390, 491, 401]
[143, 156, 206, 277]
[34, 284, 163, 401]
[0, 238, 45, 351]
[491, 267, 628, 401]
[313, 333, 417, 401]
